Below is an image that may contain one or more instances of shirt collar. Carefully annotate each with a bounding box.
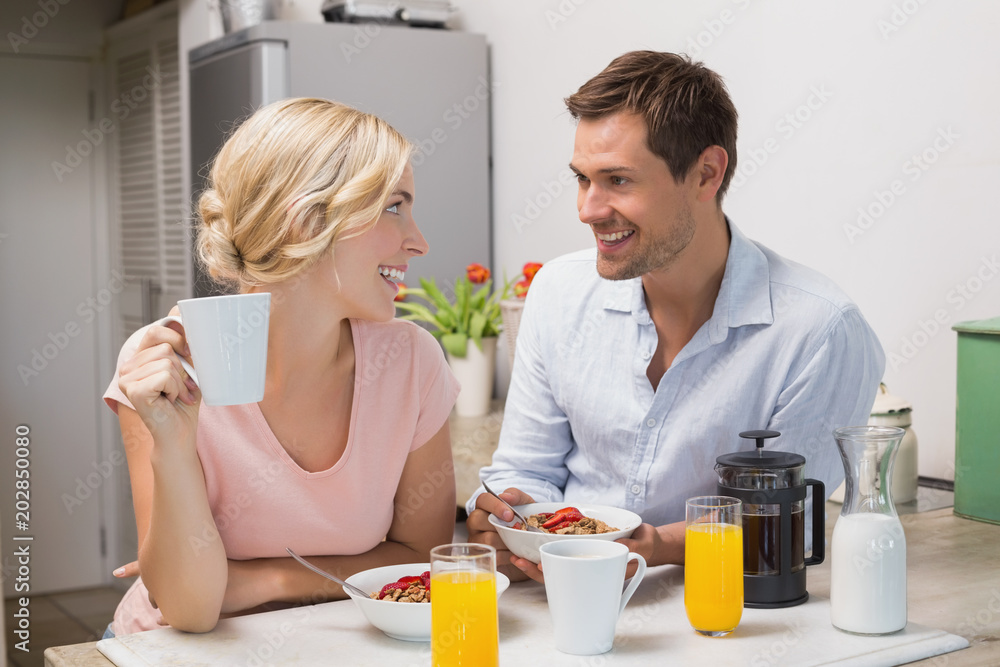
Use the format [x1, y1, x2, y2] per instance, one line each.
[709, 218, 773, 342]
[597, 272, 643, 320]
[599, 218, 773, 337]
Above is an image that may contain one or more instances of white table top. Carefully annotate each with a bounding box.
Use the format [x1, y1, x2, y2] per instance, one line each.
[93, 563, 966, 667]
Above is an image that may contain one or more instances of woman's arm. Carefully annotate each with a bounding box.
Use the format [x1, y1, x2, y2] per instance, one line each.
[117, 321, 229, 633]
[215, 421, 457, 611]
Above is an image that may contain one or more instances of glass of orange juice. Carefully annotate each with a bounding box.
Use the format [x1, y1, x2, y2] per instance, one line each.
[685, 495, 743, 637]
[430, 543, 499, 667]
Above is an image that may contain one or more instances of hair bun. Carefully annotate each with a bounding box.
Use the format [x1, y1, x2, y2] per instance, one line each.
[196, 188, 244, 287]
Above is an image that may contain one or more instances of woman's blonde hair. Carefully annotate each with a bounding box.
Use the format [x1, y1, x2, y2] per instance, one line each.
[196, 97, 413, 289]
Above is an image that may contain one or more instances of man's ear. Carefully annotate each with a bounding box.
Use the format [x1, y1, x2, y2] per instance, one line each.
[694, 145, 728, 203]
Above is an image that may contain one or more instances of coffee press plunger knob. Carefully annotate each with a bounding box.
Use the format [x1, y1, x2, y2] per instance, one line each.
[739, 430, 781, 457]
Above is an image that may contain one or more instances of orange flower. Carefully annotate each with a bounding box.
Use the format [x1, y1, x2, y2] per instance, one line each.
[466, 263, 490, 284]
[512, 261, 543, 298]
[394, 282, 407, 302]
[522, 262, 542, 281]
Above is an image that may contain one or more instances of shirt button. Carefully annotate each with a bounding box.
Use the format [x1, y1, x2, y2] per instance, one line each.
[642, 351, 651, 360]
[646, 418, 656, 428]
[631, 484, 642, 494]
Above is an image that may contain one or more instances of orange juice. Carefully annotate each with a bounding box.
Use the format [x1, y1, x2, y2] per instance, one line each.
[431, 570, 498, 666]
[685, 522, 744, 634]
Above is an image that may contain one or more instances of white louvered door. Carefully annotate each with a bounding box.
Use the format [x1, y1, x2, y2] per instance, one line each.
[111, 20, 189, 340]
[106, 6, 188, 572]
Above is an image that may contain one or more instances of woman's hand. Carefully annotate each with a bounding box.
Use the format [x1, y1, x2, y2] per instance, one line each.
[219, 559, 279, 614]
[115, 309, 228, 632]
[113, 560, 140, 579]
[117, 316, 201, 441]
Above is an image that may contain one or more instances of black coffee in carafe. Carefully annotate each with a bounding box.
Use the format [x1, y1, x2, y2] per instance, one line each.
[743, 509, 804, 575]
[716, 430, 825, 608]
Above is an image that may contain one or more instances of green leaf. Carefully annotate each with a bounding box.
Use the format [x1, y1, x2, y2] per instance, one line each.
[455, 279, 472, 333]
[394, 302, 442, 329]
[471, 282, 491, 307]
[421, 278, 457, 316]
[441, 332, 469, 358]
[469, 310, 487, 342]
[436, 309, 457, 331]
[483, 298, 502, 330]
[399, 287, 428, 299]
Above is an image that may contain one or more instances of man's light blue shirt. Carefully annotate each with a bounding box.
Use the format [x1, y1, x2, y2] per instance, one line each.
[467, 221, 885, 527]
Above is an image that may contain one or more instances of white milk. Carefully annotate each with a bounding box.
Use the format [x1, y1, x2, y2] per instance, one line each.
[830, 512, 907, 634]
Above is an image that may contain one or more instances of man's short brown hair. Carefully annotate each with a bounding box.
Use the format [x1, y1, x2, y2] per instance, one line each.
[565, 51, 738, 200]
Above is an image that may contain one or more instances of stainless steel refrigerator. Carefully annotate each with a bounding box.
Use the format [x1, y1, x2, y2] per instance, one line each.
[188, 21, 491, 297]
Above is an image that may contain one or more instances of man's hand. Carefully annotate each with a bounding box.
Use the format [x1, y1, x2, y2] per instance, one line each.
[617, 521, 686, 571]
[466, 487, 542, 582]
[616, 523, 661, 577]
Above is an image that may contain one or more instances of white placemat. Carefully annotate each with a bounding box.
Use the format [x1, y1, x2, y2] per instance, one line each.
[97, 566, 969, 667]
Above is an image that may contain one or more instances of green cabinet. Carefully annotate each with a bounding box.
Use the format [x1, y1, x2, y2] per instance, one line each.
[952, 316, 1000, 524]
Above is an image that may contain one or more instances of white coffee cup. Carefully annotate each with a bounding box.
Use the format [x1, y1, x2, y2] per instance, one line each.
[539, 539, 647, 655]
[153, 293, 270, 406]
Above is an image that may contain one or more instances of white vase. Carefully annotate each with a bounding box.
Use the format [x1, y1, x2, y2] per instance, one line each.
[447, 336, 497, 417]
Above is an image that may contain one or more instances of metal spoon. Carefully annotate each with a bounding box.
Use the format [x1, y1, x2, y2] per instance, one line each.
[285, 547, 371, 598]
[482, 481, 545, 533]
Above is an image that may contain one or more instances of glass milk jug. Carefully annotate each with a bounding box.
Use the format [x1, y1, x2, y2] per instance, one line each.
[830, 426, 907, 635]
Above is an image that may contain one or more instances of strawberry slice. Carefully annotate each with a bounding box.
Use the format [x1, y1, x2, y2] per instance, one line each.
[420, 570, 430, 590]
[541, 507, 584, 530]
[376, 581, 411, 599]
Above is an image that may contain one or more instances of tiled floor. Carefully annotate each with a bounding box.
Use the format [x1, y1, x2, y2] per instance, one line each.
[5, 586, 124, 667]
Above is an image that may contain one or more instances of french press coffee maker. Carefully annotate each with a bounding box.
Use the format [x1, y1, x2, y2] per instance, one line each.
[715, 430, 825, 608]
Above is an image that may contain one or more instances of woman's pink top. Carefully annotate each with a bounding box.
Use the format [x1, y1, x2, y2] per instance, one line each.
[103, 318, 459, 635]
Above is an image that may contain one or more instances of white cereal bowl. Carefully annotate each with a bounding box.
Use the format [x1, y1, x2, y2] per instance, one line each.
[344, 562, 510, 642]
[488, 502, 643, 564]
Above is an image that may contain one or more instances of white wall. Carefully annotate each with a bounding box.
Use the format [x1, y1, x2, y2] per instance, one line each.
[448, 0, 1000, 481]
[181, 0, 1000, 481]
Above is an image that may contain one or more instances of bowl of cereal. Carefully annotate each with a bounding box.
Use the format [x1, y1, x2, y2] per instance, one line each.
[344, 563, 510, 641]
[488, 503, 643, 565]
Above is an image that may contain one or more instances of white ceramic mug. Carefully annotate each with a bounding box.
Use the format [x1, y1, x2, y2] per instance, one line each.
[539, 539, 647, 655]
[153, 293, 270, 406]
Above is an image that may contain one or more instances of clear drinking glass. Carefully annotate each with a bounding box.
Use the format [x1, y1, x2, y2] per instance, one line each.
[430, 543, 499, 666]
[685, 496, 744, 637]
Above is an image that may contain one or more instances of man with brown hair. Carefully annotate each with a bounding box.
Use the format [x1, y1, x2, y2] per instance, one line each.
[466, 51, 884, 581]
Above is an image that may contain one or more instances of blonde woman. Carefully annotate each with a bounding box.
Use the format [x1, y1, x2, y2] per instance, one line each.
[102, 98, 459, 636]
